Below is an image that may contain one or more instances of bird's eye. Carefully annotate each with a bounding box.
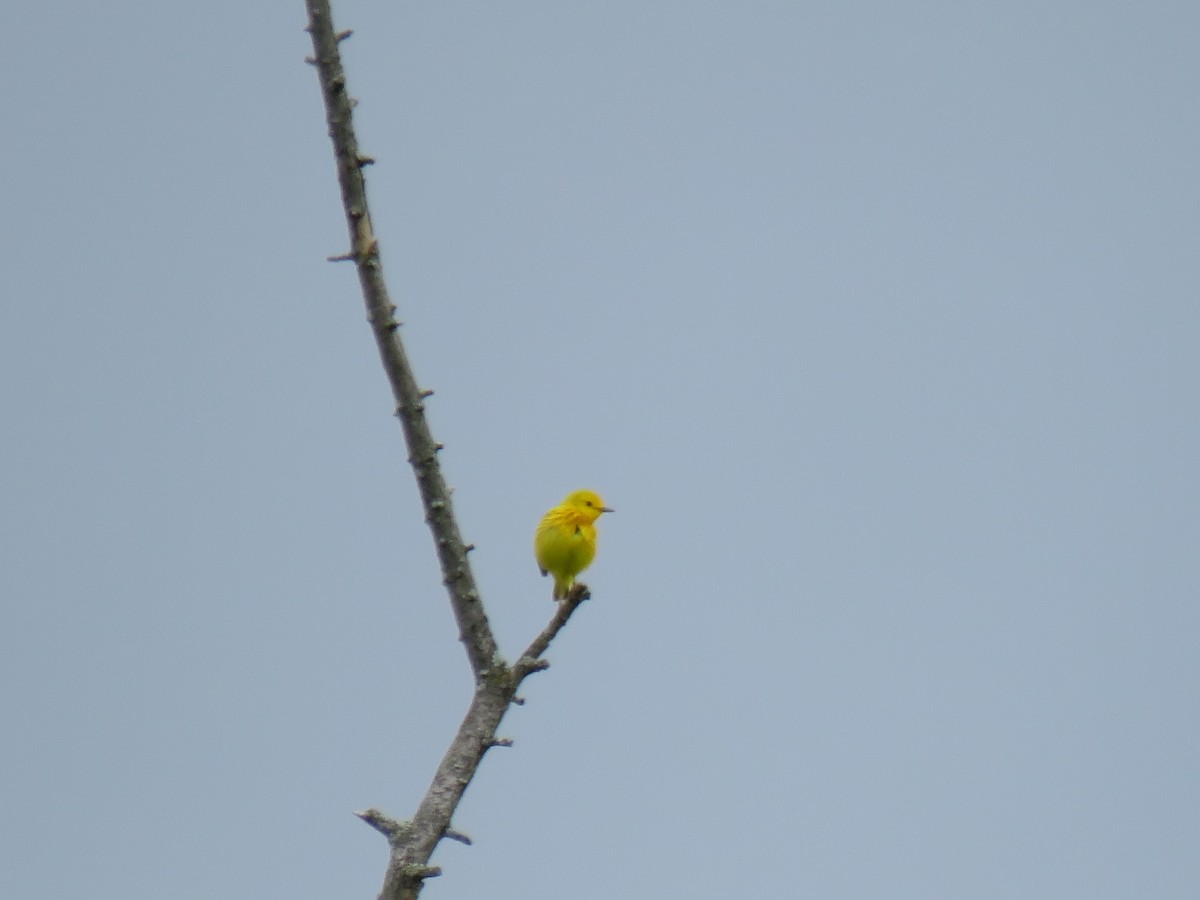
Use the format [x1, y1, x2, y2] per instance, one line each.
[585, 500, 593, 506]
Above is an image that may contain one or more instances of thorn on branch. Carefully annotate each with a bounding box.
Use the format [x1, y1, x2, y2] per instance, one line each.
[445, 826, 473, 846]
[418, 389, 434, 399]
[403, 865, 442, 881]
[464, 543, 475, 552]
[435, 443, 444, 452]
[304, 56, 316, 66]
[512, 695, 526, 706]
[327, 252, 355, 262]
[489, 737, 514, 749]
[335, 29, 353, 42]
[357, 155, 375, 167]
[510, 656, 548, 682]
[354, 808, 407, 839]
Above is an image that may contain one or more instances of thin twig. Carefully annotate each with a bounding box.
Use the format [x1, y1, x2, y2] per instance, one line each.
[517, 585, 590, 670]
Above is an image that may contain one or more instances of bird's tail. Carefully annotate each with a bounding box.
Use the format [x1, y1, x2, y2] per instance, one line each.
[553, 574, 571, 601]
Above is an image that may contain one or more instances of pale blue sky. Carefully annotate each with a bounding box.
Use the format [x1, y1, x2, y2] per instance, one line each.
[3, 2, 1198, 898]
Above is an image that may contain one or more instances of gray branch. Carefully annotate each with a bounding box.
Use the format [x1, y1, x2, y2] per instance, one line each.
[305, 0, 497, 681]
[304, 3, 593, 898]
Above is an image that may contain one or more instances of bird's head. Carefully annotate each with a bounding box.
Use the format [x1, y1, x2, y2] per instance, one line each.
[563, 489, 613, 521]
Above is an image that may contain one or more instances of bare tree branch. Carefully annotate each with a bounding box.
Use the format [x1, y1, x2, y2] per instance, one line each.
[305, 0, 498, 681]
[516, 585, 591, 674]
[304, 3, 595, 899]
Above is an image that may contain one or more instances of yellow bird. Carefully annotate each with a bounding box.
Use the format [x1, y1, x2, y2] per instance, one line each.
[534, 489, 613, 600]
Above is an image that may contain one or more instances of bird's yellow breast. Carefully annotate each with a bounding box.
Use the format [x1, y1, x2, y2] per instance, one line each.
[535, 519, 597, 578]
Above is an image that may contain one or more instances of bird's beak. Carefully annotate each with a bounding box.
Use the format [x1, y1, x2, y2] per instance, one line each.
[601, 507, 614, 513]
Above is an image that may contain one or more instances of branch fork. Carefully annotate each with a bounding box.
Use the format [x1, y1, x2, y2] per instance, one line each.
[305, 4, 594, 898]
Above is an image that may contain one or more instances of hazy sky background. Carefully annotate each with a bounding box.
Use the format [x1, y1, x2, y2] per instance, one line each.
[3, 2, 1197, 898]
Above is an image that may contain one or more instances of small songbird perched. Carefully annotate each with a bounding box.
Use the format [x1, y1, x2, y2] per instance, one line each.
[534, 489, 613, 600]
